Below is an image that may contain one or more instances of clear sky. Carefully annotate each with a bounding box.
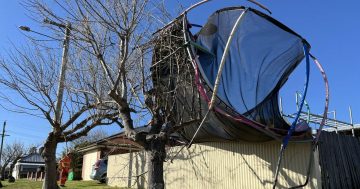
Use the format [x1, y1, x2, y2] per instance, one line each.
[0, 0, 359, 153]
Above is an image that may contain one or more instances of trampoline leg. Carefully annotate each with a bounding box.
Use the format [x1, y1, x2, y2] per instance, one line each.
[273, 144, 285, 189]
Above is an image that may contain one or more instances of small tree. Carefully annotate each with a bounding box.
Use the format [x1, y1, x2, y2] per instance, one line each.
[0, 142, 26, 180]
[0, 38, 118, 189]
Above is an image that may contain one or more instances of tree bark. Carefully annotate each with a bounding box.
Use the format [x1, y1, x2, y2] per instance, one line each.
[146, 138, 166, 189]
[8, 165, 14, 178]
[0, 163, 8, 180]
[41, 133, 59, 189]
[9, 155, 22, 176]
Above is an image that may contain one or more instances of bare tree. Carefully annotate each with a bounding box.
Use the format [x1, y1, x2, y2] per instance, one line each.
[0, 142, 26, 180]
[71, 129, 108, 149]
[10, 0, 192, 189]
[0, 34, 118, 188]
[23, 1, 172, 188]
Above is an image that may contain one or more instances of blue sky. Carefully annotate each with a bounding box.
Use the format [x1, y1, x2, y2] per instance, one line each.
[0, 0, 359, 153]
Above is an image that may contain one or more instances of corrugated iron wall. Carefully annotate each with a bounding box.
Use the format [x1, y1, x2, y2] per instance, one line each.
[107, 149, 147, 188]
[107, 141, 320, 189]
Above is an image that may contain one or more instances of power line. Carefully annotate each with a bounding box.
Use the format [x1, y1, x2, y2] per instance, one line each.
[7, 130, 43, 139]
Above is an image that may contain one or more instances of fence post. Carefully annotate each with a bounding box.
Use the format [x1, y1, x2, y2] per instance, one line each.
[40, 172, 43, 181]
[35, 172, 38, 181]
[349, 106, 354, 137]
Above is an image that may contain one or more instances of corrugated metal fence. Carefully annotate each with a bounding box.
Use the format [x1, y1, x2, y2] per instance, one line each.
[107, 141, 320, 189]
[318, 131, 360, 188]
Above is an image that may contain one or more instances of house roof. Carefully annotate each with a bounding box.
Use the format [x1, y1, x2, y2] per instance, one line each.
[76, 127, 148, 154]
[18, 153, 45, 163]
[76, 126, 186, 155]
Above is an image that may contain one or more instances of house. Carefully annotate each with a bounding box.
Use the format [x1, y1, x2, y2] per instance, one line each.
[76, 132, 138, 181]
[12, 149, 45, 179]
[77, 142, 107, 180]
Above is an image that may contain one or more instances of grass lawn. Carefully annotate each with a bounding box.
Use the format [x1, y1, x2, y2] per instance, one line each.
[1, 179, 127, 189]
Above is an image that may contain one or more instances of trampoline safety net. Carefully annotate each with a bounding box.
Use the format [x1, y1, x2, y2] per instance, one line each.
[152, 7, 312, 143]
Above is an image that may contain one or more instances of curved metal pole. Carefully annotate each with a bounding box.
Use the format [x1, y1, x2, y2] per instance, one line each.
[183, 0, 212, 13]
[208, 9, 247, 110]
[184, 0, 272, 15]
[273, 44, 311, 189]
[296, 91, 311, 123]
[277, 54, 330, 189]
[310, 54, 329, 142]
[187, 8, 248, 148]
[247, 0, 272, 14]
[154, 0, 271, 35]
[153, 0, 212, 35]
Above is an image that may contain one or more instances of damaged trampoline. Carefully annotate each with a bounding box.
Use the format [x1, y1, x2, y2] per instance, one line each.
[151, 2, 329, 189]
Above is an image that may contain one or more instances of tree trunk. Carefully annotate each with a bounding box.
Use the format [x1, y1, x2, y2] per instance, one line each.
[146, 138, 166, 189]
[41, 133, 59, 189]
[9, 164, 14, 178]
[9, 156, 21, 177]
[0, 166, 5, 180]
[0, 162, 9, 180]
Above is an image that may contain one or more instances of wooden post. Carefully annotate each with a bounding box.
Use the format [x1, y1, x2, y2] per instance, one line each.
[35, 172, 38, 181]
[349, 106, 354, 137]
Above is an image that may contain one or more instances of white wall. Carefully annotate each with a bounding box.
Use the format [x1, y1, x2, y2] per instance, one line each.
[82, 149, 100, 180]
[12, 163, 19, 179]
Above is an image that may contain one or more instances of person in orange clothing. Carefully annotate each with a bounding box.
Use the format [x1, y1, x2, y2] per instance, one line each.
[58, 154, 71, 187]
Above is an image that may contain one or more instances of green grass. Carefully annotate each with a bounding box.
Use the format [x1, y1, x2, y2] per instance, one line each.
[1, 179, 127, 189]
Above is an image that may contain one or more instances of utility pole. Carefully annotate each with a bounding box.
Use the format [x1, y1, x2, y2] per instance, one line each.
[46, 19, 72, 125]
[19, 19, 72, 126]
[0, 121, 9, 183]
